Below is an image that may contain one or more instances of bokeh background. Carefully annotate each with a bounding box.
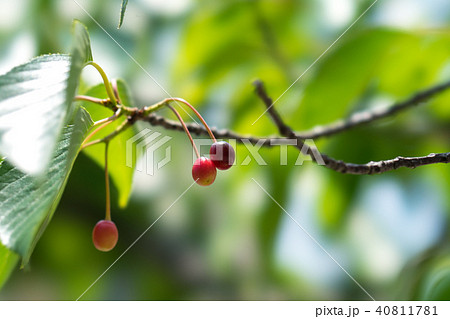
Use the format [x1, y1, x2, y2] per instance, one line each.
[1, 0, 450, 300]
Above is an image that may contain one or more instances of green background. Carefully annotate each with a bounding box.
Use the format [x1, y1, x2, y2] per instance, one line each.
[0, 0, 450, 300]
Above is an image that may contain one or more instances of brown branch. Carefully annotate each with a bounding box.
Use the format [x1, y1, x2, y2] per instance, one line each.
[319, 153, 450, 174]
[144, 113, 291, 147]
[296, 79, 450, 139]
[252, 80, 450, 174]
[253, 80, 298, 138]
[143, 106, 450, 175]
[140, 80, 450, 174]
[144, 79, 450, 142]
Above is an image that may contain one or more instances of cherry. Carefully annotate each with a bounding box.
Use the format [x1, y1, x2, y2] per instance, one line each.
[192, 157, 217, 186]
[92, 220, 118, 252]
[210, 141, 235, 170]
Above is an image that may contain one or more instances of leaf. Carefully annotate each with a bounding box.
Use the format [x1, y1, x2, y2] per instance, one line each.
[293, 29, 405, 129]
[291, 29, 450, 131]
[377, 34, 450, 98]
[0, 20, 92, 175]
[80, 80, 138, 208]
[71, 20, 93, 64]
[0, 54, 72, 175]
[0, 107, 93, 264]
[118, 0, 129, 29]
[0, 241, 19, 290]
[67, 20, 93, 115]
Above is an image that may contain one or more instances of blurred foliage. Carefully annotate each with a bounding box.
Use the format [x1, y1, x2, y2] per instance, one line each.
[80, 80, 138, 207]
[0, 0, 450, 300]
[0, 242, 18, 290]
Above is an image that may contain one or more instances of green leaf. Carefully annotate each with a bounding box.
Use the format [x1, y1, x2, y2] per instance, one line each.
[81, 80, 137, 208]
[67, 20, 93, 116]
[293, 29, 405, 128]
[0, 107, 93, 264]
[291, 29, 450, 130]
[0, 20, 92, 176]
[0, 241, 19, 290]
[0, 54, 72, 175]
[118, 0, 129, 29]
[71, 20, 93, 64]
[378, 34, 450, 98]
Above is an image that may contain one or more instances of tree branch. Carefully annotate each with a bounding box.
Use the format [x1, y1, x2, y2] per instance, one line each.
[143, 104, 450, 174]
[144, 113, 289, 147]
[252, 80, 450, 174]
[296, 79, 450, 139]
[319, 152, 450, 174]
[144, 80, 450, 142]
[140, 80, 450, 174]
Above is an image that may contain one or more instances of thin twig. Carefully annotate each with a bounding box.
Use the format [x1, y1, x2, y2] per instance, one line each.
[252, 80, 450, 175]
[296, 79, 450, 139]
[319, 152, 450, 174]
[111, 79, 122, 104]
[144, 113, 277, 146]
[75, 95, 108, 105]
[82, 109, 123, 147]
[253, 80, 298, 139]
[74, 95, 117, 112]
[143, 80, 450, 142]
[82, 119, 130, 149]
[82, 121, 113, 148]
[85, 78, 450, 174]
[143, 111, 450, 174]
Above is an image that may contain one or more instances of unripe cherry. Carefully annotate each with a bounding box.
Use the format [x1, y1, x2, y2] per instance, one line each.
[210, 141, 235, 170]
[92, 220, 118, 252]
[192, 157, 217, 186]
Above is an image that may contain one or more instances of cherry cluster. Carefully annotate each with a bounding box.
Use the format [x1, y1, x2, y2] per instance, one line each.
[90, 97, 235, 252]
[193, 141, 235, 186]
[162, 100, 235, 186]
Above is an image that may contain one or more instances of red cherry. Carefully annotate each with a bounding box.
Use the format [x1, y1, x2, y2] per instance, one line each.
[92, 220, 118, 252]
[192, 157, 217, 186]
[210, 141, 235, 170]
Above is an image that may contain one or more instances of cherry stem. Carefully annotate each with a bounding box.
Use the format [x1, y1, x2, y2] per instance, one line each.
[82, 121, 113, 148]
[93, 114, 116, 127]
[111, 79, 122, 104]
[166, 104, 200, 159]
[82, 108, 122, 148]
[84, 61, 117, 106]
[167, 98, 217, 143]
[143, 98, 217, 143]
[81, 119, 130, 149]
[74, 95, 107, 105]
[104, 142, 111, 221]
